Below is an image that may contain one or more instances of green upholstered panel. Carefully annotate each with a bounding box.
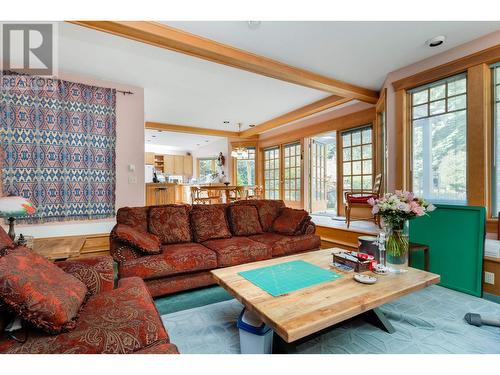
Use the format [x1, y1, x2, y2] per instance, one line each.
[409, 204, 485, 297]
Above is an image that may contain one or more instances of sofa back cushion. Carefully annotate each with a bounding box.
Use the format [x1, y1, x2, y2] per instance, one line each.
[190, 205, 232, 243]
[148, 205, 192, 244]
[113, 224, 161, 254]
[234, 200, 285, 232]
[0, 246, 88, 334]
[227, 205, 263, 236]
[272, 207, 310, 235]
[116, 206, 149, 233]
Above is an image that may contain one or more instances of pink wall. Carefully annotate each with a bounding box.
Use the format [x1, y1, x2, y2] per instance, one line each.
[2, 71, 145, 237]
[383, 30, 500, 191]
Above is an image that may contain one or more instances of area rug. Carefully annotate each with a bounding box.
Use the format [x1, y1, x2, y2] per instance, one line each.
[161, 285, 500, 354]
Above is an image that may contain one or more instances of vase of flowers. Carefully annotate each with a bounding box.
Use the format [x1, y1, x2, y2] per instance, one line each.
[368, 191, 435, 273]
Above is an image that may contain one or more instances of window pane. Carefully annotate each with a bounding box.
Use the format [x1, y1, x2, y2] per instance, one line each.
[447, 94, 466, 111]
[362, 128, 372, 144]
[352, 132, 361, 146]
[493, 65, 500, 216]
[413, 90, 428, 105]
[362, 145, 372, 159]
[411, 73, 467, 203]
[362, 175, 372, 190]
[430, 84, 446, 100]
[448, 78, 466, 96]
[343, 148, 351, 161]
[413, 104, 428, 119]
[343, 162, 351, 175]
[363, 160, 372, 174]
[343, 133, 351, 147]
[352, 176, 362, 190]
[352, 146, 361, 160]
[430, 99, 446, 115]
[352, 161, 361, 175]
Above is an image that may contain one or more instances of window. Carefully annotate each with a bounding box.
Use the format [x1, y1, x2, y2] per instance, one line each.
[283, 142, 301, 201]
[311, 140, 326, 202]
[410, 73, 467, 203]
[341, 125, 373, 197]
[492, 63, 500, 216]
[264, 147, 280, 199]
[235, 147, 256, 186]
[198, 158, 216, 182]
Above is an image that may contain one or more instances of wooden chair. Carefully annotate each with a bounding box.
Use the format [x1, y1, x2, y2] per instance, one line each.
[190, 186, 221, 204]
[244, 185, 264, 200]
[345, 173, 382, 228]
[228, 186, 244, 202]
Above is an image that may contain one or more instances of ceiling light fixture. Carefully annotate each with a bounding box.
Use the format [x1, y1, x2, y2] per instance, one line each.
[223, 120, 230, 124]
[231, 123, 249, 158]
[426, 35, 446, 48]
[249, 124, 256, 128]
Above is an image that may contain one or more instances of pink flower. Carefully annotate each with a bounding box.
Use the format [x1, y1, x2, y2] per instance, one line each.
[367, 197, 376, 206]
[410, 201, 424, 216]
[372, 205, 380, 215]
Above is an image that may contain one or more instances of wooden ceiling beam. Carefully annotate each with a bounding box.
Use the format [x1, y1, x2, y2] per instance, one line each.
[239, 95, 352, 138]
[145, 122, 240, 138]
[69, 21, 379, 103]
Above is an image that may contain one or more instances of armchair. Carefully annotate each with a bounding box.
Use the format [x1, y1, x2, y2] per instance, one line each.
[345, 173, 382, 228]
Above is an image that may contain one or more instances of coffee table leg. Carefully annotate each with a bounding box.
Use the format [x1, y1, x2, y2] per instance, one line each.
[272, 332, 298, 354]
[361, 308, 395, 334]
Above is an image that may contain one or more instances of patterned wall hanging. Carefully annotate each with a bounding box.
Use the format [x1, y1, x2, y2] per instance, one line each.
[0, 73, 116, 223]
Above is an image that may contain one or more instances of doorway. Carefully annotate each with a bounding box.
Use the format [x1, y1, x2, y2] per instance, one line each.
[309, 131, 337, 217]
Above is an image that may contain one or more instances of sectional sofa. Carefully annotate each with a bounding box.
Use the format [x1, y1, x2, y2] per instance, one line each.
[110, 199, 321, 297]
[0, 227, 178, 354]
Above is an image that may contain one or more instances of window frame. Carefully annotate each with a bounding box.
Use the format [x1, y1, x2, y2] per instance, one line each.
[283, 141, 302, 202]
[491, 62, 500, 218]
[408, 72, 468, 204]
[197, 157, 217, 181]
[263, 146, 281, 199]
[233, 146, 256, 187]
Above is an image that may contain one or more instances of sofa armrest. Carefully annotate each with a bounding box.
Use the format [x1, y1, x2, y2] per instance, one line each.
[56, 256, 114, 296]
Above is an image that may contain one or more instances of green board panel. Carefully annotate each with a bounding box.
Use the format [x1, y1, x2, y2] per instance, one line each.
[409, 204, 485, 297]
[238, 260, 342, 297]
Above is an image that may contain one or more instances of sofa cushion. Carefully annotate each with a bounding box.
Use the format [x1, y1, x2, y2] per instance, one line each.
[202, 237, 272, 267]
[272, 208, 310, 235]
[116, 206, 149, 233]
[0, 246, 88, 334]
[227, 205, 263, 236]
[250, 232, 321, 257]
[190, 205, 231, 243]
[113, 224, 161, 255]
[119, 243, 217, 280]
[148, 205, 192, 244]
[3, 277, 169, 354]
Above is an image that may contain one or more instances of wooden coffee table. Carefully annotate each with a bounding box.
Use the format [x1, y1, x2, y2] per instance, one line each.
[211, 248, 440, 353]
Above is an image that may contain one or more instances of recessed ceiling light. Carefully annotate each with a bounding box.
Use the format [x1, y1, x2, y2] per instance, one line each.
[249, 124, 256, 128]
[247, 21, 261, 30]
[223, 121, 230, 124]
[205, 140, 209, 142]
[426, 35, 446, 48]
[152, 135, 156, 138]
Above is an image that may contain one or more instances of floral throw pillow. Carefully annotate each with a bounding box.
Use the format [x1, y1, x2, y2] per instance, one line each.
[228, 205, 263, 236]
[0, 246, 88, 334]
[148, 206, 192, 244]
[112, 224, 161, 255]
[190, 205, 232, 243]
[272, 208, 310, 235]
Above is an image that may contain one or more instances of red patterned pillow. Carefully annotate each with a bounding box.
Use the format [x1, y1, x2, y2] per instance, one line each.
[190, 205, 232, 243]
[113, 224, 161, 254]
[0, 247, 88, 334]
[228, 205, 263, 236]
[272, 208, 310, 235]
[148, 205, 192, 244]
[116, 206, 149, 233]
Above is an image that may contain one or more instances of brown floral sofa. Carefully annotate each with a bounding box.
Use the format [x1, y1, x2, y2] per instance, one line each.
[110, 199, 321, 298]
[0, 227, 178, 354]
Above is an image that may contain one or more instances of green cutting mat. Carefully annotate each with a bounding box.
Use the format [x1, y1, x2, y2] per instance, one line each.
[238, 260, 342, 297]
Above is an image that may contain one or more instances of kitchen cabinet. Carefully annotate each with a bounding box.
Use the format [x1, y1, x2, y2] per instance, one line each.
[183, 155, 193, 176]
[144, 153, 194, 177]
[164, 155, 175, 175]
[174, 155, 184, 175]
[145, 152, 155, 165]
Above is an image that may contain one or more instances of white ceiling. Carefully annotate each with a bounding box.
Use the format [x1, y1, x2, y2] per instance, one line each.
[145, 129, 224, 152]
[59, 23, 327, 131]
[58, 21, 500, 133]
[165, 21, 500, 90]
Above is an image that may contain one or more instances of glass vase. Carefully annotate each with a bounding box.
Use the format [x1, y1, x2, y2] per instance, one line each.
[384, 220, 409, 273]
